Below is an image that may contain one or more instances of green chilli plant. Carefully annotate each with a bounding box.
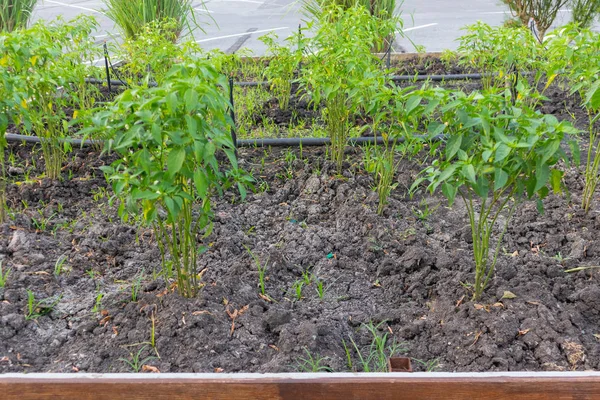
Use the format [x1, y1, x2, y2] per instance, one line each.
[300, 4, 401, 172]
[365, 84, 443, 214]
[0, 0, 38, 32]
[457, 22, 546, 102]
[412, 89, 577, 300]
[568, 32, 600, 214]
[546, 25, 600, 213]
[94, 61, 251, 298]
[119, 18, 202, 87]
[0, 17, 100, 180]
[259, 32, 302, 111]
[104, 0, 198, 41]
[303, 0, 399, 52]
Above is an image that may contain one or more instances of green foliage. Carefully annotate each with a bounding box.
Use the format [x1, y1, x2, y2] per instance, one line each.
[95, 60, 250, 298]
[413, 89, 576, 300]
[104, 0, 196, 41]
[118, 19, 202, 86]
[300, 4, 401, 172]
[546, 25, 600, 213]
[303, 0, 399, 51]
[365, 84, 440, 214]
[570, 0, 600, 28]
[457, 22, 546, 95]
[0, 16, 100, 180]
[0, 0, 38, 32]
[296, 347, 332, 372]
[0, 261, 10, 288]
[343, 321, 406, 372]
[25, 290, 62, 320]
[259, 33, 302, 111]
[501, 0, 568, 40]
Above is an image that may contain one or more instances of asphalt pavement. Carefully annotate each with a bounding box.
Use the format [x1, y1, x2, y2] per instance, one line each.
[29, 0, 593, 57]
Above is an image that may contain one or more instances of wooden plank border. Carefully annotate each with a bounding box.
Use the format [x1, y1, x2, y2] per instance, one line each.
[2, 372, 600, 399]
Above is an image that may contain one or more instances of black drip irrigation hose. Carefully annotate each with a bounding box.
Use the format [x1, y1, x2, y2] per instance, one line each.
[84, 72, 490, 90]
[4, 133, 443, 148]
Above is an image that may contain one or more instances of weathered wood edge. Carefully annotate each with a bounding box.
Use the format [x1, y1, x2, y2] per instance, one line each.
[2, 372, 600, 399]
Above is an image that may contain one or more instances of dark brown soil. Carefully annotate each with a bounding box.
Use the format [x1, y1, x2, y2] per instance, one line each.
[1, 133, 599, 374]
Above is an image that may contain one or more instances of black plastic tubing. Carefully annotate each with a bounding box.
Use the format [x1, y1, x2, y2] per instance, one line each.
[5, 133, 441, 148]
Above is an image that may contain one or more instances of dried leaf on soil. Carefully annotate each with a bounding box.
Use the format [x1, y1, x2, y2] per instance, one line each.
[501, 291, 517, 300]
[141, 365, 160, 373]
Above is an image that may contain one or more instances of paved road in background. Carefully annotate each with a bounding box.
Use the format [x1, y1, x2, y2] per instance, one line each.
[31, 0, 590, 56]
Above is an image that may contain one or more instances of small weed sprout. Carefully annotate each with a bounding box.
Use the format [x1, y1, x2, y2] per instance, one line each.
[25, 290, 62, 320]
[411, 199, 439, 221]
[292, 280, 304, 300]
[412, 357, 441, 372]
[315, 279, 325, 300]
[0, 261, 11, 288]
[296, 347, 332, 372]
[246, 247, 269, 297]
[119, 345, 158, 373]
[92, 292, 104, 313]
[54, 255, 67, 278]
[131, 270, 145, 302]
[344, 321, 406, 372]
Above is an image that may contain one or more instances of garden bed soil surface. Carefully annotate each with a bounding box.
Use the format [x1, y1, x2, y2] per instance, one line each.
[1, 138, 599, 374]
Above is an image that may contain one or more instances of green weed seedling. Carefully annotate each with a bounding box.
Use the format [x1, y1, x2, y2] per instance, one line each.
[131, 269, 145, 302]
[296, 347, 332, 372]
[343, 321, 407, 372]
[291, 280, 304, 301]
[54, 255, 67, 278]
[412, 357, 441, 372]
[119, 345, 158, 373]
[32, 210, 56, 232]
[411, 198, 439, 221]
[246, 246, 270, 298]
[315, 279, 325, 300]
[0, 261, 11, 288]
[25, 290, 62, 321]
[92, 292, 104, 313]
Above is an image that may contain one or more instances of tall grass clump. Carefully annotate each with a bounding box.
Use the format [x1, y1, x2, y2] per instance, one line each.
[104, 0, 195, 40]
[0, 0, 38, 32]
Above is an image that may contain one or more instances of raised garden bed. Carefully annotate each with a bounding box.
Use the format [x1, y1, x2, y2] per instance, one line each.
[2, 12, 600, 380]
